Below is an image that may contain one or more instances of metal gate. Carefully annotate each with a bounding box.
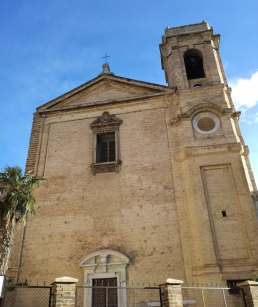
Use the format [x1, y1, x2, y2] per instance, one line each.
[1, 285, 52, 307]
[75, 285, 161, 307]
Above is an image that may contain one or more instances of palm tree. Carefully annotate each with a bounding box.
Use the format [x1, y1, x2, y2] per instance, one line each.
[0, 166, 40, 275]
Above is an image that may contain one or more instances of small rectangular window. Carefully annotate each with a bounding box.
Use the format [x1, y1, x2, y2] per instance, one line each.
[222, 210, 227, 217]
[96, 132, 116, 163]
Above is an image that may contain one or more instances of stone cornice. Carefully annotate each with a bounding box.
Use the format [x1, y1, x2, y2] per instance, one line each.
[174, 142, 242, 162]
[184, 142, 242, 157]
[170, 102, 233, 126]
[37, 92, 173, 115]
[175, 82, 226, 94]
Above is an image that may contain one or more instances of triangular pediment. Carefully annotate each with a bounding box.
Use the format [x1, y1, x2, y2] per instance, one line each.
[37, 74, 171, 112]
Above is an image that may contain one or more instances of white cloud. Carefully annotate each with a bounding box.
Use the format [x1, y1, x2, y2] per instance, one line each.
[230, 71, 258, 110]
[255, 113, 258, 123]
[240, 111, 258, 125]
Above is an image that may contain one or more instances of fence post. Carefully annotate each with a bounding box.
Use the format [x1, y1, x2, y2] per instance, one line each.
[237, 280, 258, 307]
[52, 276, 78, 307]
[160, 278, 184, 307]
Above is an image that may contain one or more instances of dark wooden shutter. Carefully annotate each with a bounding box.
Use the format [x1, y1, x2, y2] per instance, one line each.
[109, 139, 116, 162]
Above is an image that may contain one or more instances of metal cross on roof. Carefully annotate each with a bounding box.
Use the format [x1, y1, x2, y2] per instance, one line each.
[101, 53, 110, 64]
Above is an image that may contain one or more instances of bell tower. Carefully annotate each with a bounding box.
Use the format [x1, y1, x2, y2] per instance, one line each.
[160, 21, 227, 89]
[159, 22, 258, 284]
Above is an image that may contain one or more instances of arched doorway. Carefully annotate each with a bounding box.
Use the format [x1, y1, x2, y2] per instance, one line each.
[80, 249, 130, 307]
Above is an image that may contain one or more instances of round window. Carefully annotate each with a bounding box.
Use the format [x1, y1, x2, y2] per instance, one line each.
[193, 112, 220, 134]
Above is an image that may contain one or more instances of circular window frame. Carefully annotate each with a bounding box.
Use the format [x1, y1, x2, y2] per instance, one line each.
[193, 112, 220, 134]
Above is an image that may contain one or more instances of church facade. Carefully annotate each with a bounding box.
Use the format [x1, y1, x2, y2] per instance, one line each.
[8, 21, 258, 291]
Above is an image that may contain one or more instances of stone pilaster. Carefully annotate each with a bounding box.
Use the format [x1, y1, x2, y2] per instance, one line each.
[160, 278, 184, 307]
[52, 276, 78, 307]
[238, 280, 258, 307]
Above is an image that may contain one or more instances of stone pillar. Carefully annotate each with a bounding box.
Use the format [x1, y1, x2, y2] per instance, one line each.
[52, 276, 78, 307]
[238, 280, 258, 307]
[160, 278, 184, 307]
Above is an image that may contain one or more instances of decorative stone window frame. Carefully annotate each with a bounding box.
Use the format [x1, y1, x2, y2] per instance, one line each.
[80, 249, 130, 307]
[90, 112, 123, 174]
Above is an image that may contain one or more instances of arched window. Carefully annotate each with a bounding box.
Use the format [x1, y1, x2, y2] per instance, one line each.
[184, 49, 205, 80]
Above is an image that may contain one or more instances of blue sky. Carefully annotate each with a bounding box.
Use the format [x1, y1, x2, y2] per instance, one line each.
[0, 0, 258, 183]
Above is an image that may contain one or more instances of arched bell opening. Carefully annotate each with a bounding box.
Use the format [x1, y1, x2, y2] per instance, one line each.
[184, 49, 205, 80]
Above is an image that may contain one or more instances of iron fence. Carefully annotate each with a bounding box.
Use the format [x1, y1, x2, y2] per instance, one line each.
[1, 285, 52, 307]
[75, 284, 246, 307]
[0, 282, 246, 307]
[181, 286, 246, 307]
